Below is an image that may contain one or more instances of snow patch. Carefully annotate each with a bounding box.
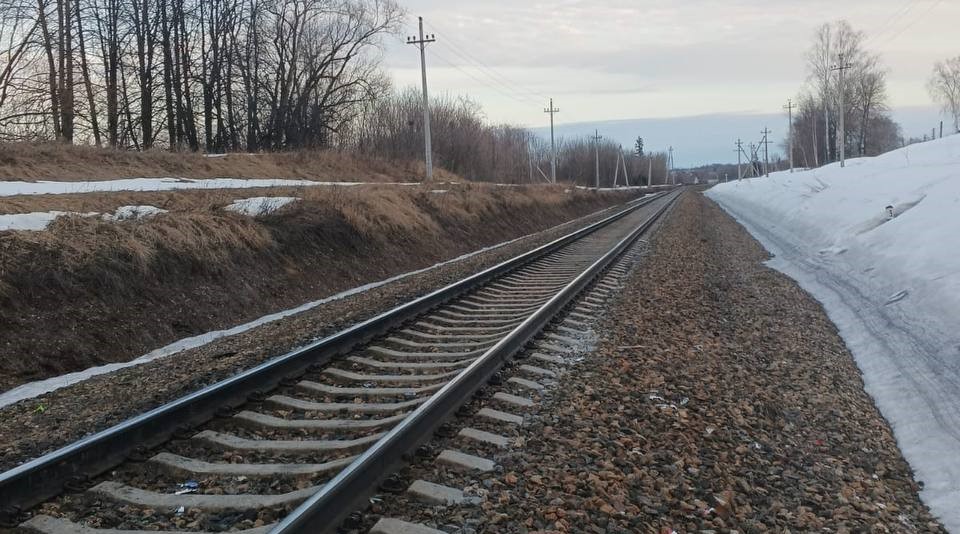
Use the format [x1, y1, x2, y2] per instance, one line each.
[104, 205, 168, 221]
[707, 134, 960, 531]
[0, 178, 420, 197]
[224, 196, 299, 216]
[0, 211, 98, 231]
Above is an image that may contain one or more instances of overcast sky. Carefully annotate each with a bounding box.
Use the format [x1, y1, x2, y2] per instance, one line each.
[382, 0, 957, 147]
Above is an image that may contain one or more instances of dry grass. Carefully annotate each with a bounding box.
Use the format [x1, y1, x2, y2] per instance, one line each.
[0, 141, 461, 183]
[0, 184, 641, 389]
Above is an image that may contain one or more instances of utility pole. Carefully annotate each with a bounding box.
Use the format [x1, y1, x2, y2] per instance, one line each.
[621, 152, 630, 186]
[667, 146, 674, 185]
[591, 130, 603, 189]
[647, 158, 653, 187]
[544, 99, 559, 183]
[407, 17, 436, 181]
[735, 139, 743, 180]
[831, 53, 853, 168]
[784, 99, 795, 173]
[760, 128, 771, 177]
[613, 146, 621, 187]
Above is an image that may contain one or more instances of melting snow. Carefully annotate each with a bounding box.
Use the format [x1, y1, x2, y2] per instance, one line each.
[224, 196, 300, 216]
[0, 177, 419, 197]
[707, 134, 960, 531]
[0, 211, 97, 231]
[104, 205, 167, 221]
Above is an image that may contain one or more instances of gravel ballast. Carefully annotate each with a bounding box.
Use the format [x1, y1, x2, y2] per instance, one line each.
[369, 191, 945, 533]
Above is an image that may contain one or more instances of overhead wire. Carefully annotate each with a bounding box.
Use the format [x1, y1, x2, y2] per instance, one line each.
[425, 47, 542, 107]
[424, 21, 549, 102]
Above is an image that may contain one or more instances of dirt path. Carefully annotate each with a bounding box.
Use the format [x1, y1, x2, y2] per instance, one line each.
[371, 191, 946, 533]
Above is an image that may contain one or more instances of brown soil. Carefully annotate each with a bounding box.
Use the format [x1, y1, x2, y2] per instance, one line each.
[368, 191, 945, 532]
[0, 142, 457, 183]
[0, 192, 640, 472]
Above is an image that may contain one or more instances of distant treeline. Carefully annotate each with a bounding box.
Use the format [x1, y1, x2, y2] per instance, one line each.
[0, 0, 668, 185]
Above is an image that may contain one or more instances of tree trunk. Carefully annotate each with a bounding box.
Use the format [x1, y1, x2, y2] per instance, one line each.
[75, 0, 101, 146]
[37, 0, 62, 138]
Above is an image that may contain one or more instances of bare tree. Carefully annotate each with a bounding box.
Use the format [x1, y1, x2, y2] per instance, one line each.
[928, 56, 960, 133]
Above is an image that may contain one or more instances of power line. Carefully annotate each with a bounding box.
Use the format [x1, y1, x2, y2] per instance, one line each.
[878, 0, 944, 45]
[425, 48, 539, 106]
[424, 21, 548, 101]
[427, 43, 541, 105]
[864, 0, 922, 44]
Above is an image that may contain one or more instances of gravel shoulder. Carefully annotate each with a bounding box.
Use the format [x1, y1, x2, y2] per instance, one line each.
[0, 200, 634, 472]
[371, 191, 946, 533]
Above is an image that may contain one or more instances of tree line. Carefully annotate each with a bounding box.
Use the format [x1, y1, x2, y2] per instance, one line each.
[0, 0, 668, 186]
[0, 0, 403, 150]
[346, 87, 670, 186]
[789, 20, 900, 169]
[791, 21, 960, 170]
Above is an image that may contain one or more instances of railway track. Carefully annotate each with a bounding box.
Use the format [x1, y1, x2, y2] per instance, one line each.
[1, 189, 680, 534]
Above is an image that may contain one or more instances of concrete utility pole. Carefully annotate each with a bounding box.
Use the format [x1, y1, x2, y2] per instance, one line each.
[784, 99, 795, 173]
[407, 17, 436, 181]
[591, 130, 603, 189]
[735, 139, 743, 180]
[544, 99, 559, 183]
[667, 146, 674, 185]
[761, 128, 771, 177]
[613, 146, 621, 187]
[647, 158, 653, 187]
[831, 53, 853, 168]
[621, 152, 630, 186]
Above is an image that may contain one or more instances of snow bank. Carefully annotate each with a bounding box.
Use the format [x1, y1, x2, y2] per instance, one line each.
[707, 135, 960, 531]
[224, 196, 300, 216]
[0, 177, 419, 197]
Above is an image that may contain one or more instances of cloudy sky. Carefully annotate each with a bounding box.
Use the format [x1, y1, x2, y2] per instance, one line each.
[381, 0, 958, 164]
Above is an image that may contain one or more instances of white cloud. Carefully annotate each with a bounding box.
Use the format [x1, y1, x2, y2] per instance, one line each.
[384, 0, 959, 127]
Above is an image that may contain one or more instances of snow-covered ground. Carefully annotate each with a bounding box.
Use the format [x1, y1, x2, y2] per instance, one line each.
[0, 177, 419, 197]
[707, 135, 960, 531]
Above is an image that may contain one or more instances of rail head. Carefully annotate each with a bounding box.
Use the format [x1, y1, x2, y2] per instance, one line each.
[0, 191, 667, 513]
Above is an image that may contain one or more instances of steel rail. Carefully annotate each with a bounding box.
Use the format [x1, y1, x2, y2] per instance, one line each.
[0, 191, 669, 514]
[272, 190, 681, 534]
